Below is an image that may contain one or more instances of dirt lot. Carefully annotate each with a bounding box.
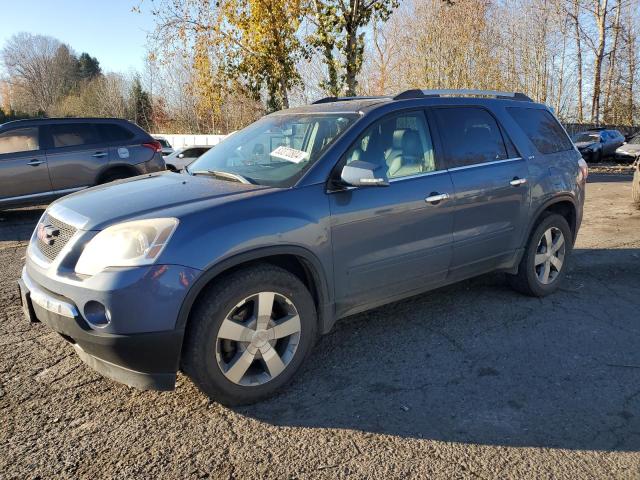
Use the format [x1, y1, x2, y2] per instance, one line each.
[1, 175, 639, 479]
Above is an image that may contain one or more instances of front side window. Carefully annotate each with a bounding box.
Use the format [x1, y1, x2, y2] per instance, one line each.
[508, 108, 573, 154]
[433, 107, 508, 168]
[343, 111, 436, 179]
[189, 113, 357, 187]
[0, 127, 39, 155]
[50, 123, 100, 148]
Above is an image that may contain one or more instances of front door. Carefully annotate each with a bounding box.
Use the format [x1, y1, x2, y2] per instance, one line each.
[0, 126, 52, 202]
[329, 110, 455, 316]
[430, 106, 530, 278]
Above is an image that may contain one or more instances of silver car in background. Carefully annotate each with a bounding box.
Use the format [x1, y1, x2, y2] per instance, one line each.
[164, 145, 212, 172]
[616, 134, 640, 163]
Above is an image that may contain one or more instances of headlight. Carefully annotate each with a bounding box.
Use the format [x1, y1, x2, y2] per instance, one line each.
[75, 218, 178, 276]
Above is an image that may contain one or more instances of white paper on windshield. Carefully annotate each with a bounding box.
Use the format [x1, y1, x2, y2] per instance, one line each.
[270, 146, 308, 163]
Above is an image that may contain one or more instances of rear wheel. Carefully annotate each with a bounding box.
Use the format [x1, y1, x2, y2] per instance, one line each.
[508, 213, 572, 297]
[182, 264, 318, 405]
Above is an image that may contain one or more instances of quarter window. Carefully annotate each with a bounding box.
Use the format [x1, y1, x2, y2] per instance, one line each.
[95, 124, 135, 142]
[507, 108, 573, 154]
[433, 107, 509, 168]
[0, 127, 39, 155]
[344, 111, 436, 179]
[50, 124, 100, 148]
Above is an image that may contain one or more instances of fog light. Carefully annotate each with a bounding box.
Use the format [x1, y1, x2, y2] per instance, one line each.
[84, 301, 111, 327]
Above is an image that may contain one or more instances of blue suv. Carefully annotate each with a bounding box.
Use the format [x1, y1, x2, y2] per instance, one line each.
[18, 90, 587, 404]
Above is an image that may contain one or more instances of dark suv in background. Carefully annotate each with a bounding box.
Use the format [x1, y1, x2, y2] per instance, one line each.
[572, 128, 625, 162]
[0, 118, 165, 209]
[18, 90, 586, 405]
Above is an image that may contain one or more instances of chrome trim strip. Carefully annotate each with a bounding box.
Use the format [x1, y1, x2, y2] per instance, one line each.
[447, 157, 523, 172]
[47, 202, 90, 229]
[22, 267, 78, 318]
[1, 186, 87, 203]
[388, 169, 447, 183]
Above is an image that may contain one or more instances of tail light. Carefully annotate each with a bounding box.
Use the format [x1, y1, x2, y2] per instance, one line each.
[578, 157, 588, 182]
[142, 140, 162, 153]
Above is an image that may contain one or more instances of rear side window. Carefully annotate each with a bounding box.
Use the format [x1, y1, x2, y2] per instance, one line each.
[507, 108, 573, 154]
[95, 123, 135, 142]
[433, 107, 509, 168]
[0, 127, 39, 155]
[50, 123, 100, 148]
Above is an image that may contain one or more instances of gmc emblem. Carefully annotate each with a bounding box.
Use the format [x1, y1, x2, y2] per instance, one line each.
[37, 224, 60, 246]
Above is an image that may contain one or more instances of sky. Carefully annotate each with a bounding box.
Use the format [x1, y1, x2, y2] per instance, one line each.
[0, 0, 153, 73]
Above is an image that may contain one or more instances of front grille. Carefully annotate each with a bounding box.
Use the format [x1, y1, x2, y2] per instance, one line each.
[36, 214, 77, 261]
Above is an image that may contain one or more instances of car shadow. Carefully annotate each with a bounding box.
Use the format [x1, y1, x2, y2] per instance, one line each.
[236, 247, 640, 452]
[588, 173, 633, 183]
[0, 206, 44, 243]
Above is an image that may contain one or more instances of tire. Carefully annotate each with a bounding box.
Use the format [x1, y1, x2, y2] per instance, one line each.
[181, 264, 318, 405]
[593, 149, 602, 163]
[99, 169, 134, 184]
[508, 213, 573, 297]
[632, 167, 640, 206]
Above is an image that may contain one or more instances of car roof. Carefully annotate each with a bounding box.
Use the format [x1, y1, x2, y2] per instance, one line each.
[272, 89, 543, 117]
[0, 117, 135, 129]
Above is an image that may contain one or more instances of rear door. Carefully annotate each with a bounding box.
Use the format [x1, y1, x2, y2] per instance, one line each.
[44, 123, 108, 190]
[329, 110, 455, 315]
[431, 106, 530, 278]
[0, 126, 52, 202]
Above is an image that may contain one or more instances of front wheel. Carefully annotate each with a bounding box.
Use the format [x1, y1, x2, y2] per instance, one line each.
[181, 264, 318, 405]
[508, 213, 573, 297]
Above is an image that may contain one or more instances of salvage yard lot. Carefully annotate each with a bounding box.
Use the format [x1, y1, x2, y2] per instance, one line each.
[1, 175, 639, 479]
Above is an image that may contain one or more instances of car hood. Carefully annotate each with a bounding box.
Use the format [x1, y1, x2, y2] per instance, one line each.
[575, 141, 598, 150]
[48, 171, 271, 230]
[617, 144, 640, 154]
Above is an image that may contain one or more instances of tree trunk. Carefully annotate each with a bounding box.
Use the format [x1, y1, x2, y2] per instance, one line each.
[604, 0, 621, 123]
[572, 0, 584, 122]
[344, 23, 359, 96]
[591, 0, 608, 124]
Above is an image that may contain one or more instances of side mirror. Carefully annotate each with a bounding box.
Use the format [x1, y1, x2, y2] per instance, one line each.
[178, 153, 185, 159]
[340, 160, 389, 187]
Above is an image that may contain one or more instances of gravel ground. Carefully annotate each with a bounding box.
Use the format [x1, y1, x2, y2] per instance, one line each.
[1, 175, 639, 479]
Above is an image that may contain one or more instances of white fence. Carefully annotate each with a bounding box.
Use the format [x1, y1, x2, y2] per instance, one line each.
[151, 133, 229, 149]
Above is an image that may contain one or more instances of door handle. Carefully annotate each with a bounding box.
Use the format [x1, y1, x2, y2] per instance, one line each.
[27, 159, 45, 166]
[425, 193, 450, 204]
[510, 177, 527, 186]
[92, 152, 107, 158]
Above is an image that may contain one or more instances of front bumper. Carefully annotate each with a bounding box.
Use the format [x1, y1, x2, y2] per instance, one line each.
[19, 263, 198, 391]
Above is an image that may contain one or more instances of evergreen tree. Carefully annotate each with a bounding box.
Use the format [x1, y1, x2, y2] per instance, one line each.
[129, 76, 153, 132]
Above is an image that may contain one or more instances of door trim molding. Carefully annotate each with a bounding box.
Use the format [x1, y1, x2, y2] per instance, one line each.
[447, 157, 523, 172]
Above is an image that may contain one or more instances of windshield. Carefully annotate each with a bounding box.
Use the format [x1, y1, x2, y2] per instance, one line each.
[628, 135, 640, 145]
[157, 138, 171, 148]
[573, 133, 600, 143]
[187, 113, 358, 187]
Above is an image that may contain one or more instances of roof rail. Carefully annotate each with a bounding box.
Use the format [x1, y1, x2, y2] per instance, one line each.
[393, 89, 533, 102]
[311, 95, 386, 104]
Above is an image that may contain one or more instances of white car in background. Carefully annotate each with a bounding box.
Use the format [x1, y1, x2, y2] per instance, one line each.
[164, 145, 213, 171]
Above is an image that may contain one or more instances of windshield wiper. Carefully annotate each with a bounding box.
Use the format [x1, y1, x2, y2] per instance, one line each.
[190, 169, 253, 184]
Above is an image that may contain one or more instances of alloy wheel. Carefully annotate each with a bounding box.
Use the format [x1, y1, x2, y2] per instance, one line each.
[215, 292, 301, 386]
[534, 227, 566, 285]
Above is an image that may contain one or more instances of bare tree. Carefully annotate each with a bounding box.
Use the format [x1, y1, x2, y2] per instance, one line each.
[1, 33, 78, 113]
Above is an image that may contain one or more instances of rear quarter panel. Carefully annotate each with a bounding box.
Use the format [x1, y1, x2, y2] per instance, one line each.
[494, 105, 583, 247]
